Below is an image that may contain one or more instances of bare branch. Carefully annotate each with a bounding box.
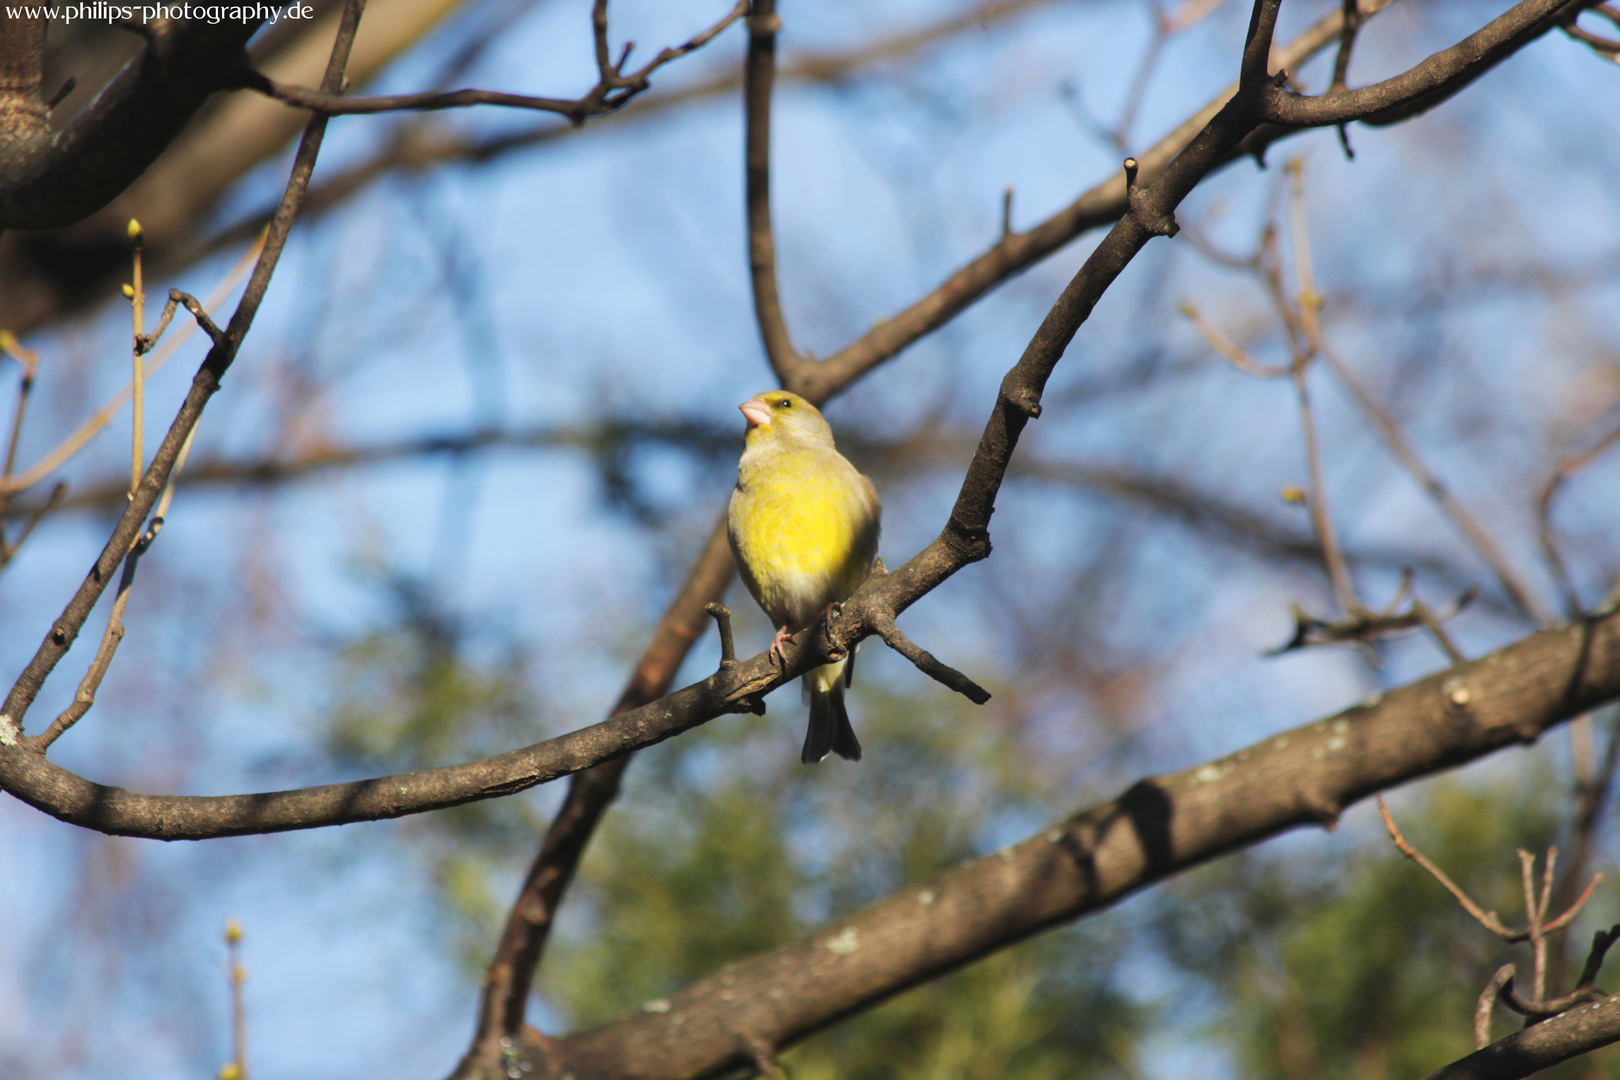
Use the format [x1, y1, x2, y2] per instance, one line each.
[1268, 588, 1478, 656]
[1538, 419, 1620, 619]
[1379, 799, 1524, 941]
[869, 610, 991, 705]
[128, 221, 146, 501]
[743, 0, 805, 382]
[1179, 301, 1290, 377]
[1293, 359, 1361, 615]
[1426, 993, 1620, 1080]
[237, 2, 748, 125]
[0, 235, 263, 498]
[32, 544, 142, 752]
[1331, 0, 1364, 91]
[1323, 347, 1553, 625]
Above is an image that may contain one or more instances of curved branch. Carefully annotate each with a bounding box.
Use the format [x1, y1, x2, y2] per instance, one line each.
[1260, 0, 1588, 128]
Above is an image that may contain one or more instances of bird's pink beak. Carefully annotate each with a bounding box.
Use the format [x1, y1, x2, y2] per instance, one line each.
[740, 401, 772, 428]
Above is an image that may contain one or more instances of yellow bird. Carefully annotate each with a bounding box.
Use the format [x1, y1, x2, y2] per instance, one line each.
[727, 391, 881, 763]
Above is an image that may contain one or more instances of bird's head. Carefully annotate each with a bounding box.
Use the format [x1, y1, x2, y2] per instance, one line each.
[738, 391, 834, 449]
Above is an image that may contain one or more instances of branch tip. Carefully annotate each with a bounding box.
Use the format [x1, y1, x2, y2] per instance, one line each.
[871, 613, 990, 704]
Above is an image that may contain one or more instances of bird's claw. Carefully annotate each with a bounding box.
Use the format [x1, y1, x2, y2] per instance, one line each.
[769, 625, 793, 666]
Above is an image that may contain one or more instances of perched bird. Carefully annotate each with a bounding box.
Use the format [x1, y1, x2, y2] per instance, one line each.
[727, 391, 881, 763]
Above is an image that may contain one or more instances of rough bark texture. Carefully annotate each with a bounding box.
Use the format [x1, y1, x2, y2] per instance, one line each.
[0, 20, 262, 230]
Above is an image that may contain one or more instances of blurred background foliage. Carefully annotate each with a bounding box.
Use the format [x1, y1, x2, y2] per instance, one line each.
[2, 0, 1620, 1076]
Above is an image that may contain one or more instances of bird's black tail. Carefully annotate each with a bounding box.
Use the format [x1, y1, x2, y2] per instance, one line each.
[802, 665, 861, 764]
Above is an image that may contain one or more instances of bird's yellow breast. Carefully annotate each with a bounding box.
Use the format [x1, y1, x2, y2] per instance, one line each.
[729, 445, 877, 631]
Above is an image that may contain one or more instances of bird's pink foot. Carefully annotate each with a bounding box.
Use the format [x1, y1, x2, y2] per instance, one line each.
[770, 625, 793, 665]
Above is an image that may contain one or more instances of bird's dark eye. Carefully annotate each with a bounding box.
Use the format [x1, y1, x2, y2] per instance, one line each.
[778, 399, 792, 408]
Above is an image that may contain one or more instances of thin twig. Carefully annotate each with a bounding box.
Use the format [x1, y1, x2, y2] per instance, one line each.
[31, 418, 197, 753]
[1289, 158, 1542, 625]
[1379, 799, 1521, 939]
[869, 611, 991, 704]
[33, 542, 143, 751]
[127, 220, 146, 502]
[1411, 596, 1469, 665]
[1576, 926, 1620, 990]
[1323, 346, 1551, 626]
[1268, 587, 1476, 655]
[238, 1, 748, 124]
[225, 918, 249, 1080]
[1538, 418, 1620, 619]
[0, 481, 64, 571]
[1293, 363, 1360, 616]
[1521, 848, 1550, 1002]
[1478, 963, 1516, 1048]
[1331, 0, 1363, 91]
[1179, 301, 1290, 377]
[0, 329, 40, 556]
[0, 233, 262, 497]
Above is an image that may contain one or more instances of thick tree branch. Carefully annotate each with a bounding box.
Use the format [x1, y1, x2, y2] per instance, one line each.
[533, 609, 1620, 1080]
[0, 20, 265, 230]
